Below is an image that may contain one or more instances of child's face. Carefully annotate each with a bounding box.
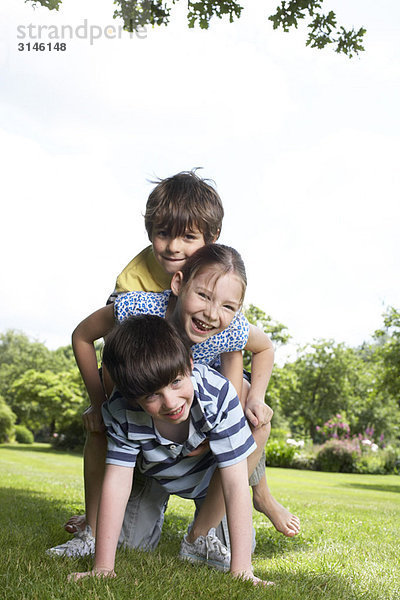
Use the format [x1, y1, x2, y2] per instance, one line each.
[151, 226, 206, 275]
[136, 373, 194, 425]
[172, 269, 243, 345]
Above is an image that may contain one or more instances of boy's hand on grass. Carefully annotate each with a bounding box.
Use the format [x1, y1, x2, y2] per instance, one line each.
[245, 399, 273, 429]
[68, 568, 116, 582]
[82, 405, 106, 432]
[232, 570, 275, 587]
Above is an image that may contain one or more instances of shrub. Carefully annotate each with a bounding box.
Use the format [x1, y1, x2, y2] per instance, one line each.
[15, 424, 34, 444]
[265, 439, 297, 468]
[51, 418, 85, 451]
[291, 451, 316, 470]
[380, 445, 400, 474]
[315, 439, 360, 473]
[269, 428, 291, 442]
[315, 413, 351, 444]
[355, 453, 386, 475]
[0, 397, 16, 443]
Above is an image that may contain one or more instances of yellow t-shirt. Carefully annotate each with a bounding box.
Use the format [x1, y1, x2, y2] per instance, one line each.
[114, 246, 171, 293]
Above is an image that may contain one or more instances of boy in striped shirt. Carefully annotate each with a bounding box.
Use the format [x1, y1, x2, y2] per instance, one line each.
[69, 314, 272, 586]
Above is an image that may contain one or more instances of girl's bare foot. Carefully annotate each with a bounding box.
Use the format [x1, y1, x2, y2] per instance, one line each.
[252, 491, 300, 537]
[64, 514, 87, 534]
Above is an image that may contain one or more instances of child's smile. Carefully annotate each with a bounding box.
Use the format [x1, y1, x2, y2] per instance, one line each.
[137, 373, 194, 437]
[173, 269, 243, 345]
[151, 228, 206, 275]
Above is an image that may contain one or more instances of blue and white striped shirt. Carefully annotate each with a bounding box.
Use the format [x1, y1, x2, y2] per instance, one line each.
[103, 364, 256, 499]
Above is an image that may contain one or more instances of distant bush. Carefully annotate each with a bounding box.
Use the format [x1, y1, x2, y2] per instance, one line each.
[315, 439, 360, 473]
[269, 428, 291, 442]
[265, 439, 297, 468]
[0, 398, 16, 443]
[379, 445, 400, 474]
[15, 424, 34, 444]
[291, 451, 316, 471]
[51, 418, 85, 451]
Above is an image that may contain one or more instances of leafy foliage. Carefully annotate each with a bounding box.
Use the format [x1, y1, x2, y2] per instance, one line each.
[374, 306, 400, 405]
[269, 0, 366, 57]
[14, 424, 34, 444]
[25, 0, 61, 9]
[10, 369, 86, 436]
[0, 330, 88, 441]
[264, 438, 297, 468]
[0, 396, 16, 443]
[243, 304, 290, 374]
[23, 0, 366, 56]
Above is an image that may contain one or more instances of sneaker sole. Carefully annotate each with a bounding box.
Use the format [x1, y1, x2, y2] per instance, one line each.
[179, 552, 229, 572]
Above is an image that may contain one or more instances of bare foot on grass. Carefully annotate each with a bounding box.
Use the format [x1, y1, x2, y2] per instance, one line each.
[64, 514, 87, 534]
[252, 492, 300, 537]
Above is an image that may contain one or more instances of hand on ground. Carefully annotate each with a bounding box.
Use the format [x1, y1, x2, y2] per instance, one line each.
[233, 570, 275, 586]
[68, 569, 116, 582]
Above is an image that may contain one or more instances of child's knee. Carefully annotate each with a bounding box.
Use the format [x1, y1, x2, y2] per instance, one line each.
[252, 422, 270, 447]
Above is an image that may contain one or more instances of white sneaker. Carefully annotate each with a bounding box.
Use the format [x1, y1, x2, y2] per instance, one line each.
[179, 527, 230, 572]
[46, 525, 95, 558]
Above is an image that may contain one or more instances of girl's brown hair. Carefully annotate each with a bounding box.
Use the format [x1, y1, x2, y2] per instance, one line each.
[180, 244, 247, 304]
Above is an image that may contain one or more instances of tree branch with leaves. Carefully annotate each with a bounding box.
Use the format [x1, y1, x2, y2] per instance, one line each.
[24, 0, 366, 56]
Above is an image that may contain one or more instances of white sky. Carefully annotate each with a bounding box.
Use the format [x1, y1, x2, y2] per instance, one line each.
[1, 0, 399, 363]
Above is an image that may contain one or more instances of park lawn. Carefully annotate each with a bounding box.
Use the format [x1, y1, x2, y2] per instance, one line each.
[0, 444, 399, 600]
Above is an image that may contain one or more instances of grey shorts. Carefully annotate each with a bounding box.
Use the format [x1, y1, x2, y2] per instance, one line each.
[119, 468, 255, 554]
[118, 469, 170, 551]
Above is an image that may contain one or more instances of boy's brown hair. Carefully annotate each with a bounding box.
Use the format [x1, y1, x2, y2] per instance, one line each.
[102, 314, 192, 403]
[144, 170, 224, 244]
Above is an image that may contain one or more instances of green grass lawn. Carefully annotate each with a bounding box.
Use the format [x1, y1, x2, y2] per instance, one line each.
[1, 443, 399, 600]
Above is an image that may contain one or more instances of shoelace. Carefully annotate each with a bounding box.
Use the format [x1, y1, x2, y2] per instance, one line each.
[205, 533, 229, 558]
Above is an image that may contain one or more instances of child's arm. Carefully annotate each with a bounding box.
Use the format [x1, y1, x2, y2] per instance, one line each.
[243, 324, 274, 428]
[69, 464, 133, 580]
[72, 304, 115, 432]
[219, 460, 272, 585]
[219, 351, 244, 398]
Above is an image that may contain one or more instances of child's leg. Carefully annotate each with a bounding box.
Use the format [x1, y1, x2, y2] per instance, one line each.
[240, 379, 300, 537]
[186, 426, 267, 544]
[83, 431, 107, 535]
[64, 431, 107, 534]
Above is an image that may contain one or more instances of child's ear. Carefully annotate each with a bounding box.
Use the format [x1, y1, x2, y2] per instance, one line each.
[171, 271, 184, 296]
[212, 229, 220, 242]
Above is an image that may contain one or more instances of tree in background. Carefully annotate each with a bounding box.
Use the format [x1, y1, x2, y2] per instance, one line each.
[277, 340, 358, 439]
[25, 0, 366, 56]
[10, 369, 86, 436]
[373, 306, 400, 408]
[0, 331, 73, 407]
[277, 336, 400, 442]
[0, 330, 89, 444]
[243, 304, 292, 428]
